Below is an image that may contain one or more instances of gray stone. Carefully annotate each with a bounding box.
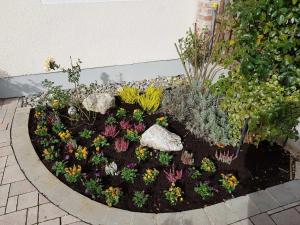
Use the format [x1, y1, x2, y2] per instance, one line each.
[82, 93, 115, 114]
[2, 165, 25, 184]
[131, 213, 155, 225]
[231, 219, 253, 225]
[0, 146, 13, 157]
[9, 180, 36, 196]
[156, 212, 184, 225]
[0, 184, 9, 207]
[283, 180, 300, 200]
[39, 203, 67, 222]
[27, 206, 38, 225]
[0, 209, 27, 225]
[105, 208, 134, 225]
[140, 124, 183, 151]
[247, 190, 280, 212]
[271, 208, 300, 225]
[295, 161, 300, 179]
[225, 195, 260, 220]
[6, 196, 18, 213]
[204, 202, 240, 225]
[266, 184, 297, 206]
[182, 208, 211, 225]
[40, 218, 60, 225]
[61, 215, 80, 225]
[251, 213, 276, 225]
[17, 191, 38, 210]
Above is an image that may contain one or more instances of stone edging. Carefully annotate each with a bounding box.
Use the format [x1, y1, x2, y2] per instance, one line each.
[11, 107, 300, 225]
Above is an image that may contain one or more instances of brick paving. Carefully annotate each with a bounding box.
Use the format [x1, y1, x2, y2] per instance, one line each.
[0, 97, 300, 225]
[0, 98, 87, 225]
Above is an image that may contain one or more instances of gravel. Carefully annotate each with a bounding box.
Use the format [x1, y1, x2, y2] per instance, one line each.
[22, 75, 184, 107]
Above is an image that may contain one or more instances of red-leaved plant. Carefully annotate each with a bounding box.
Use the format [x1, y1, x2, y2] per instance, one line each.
[114, 137, 130, 152]
[164, 165, 183, 184]
[119, 120, 132, 130]
[134, 123, 146, 133]
[102, 125, 119, 138]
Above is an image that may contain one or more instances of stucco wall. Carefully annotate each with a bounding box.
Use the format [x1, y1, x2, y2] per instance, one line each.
[0, 0, 197, 76]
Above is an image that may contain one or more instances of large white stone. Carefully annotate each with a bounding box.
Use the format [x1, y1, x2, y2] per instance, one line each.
[82, 93, 115, 114]
[140, 124, 183, 151]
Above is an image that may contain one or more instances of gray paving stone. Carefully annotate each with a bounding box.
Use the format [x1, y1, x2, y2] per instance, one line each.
[0, 184, 10, 207]
[283, 180, 300, 200]
[231, 219, 253, 225]
[0, 209, 27, 225]
[0, 156, 7, 171]
[0, 122, 9, 131]
[2, 165, 25, 184]
[0, 207, 5, 216]
[17, 191, 38, 210]
[68, 222, 89, 225]
[131, 213, 155, 225]
[39, 203, 67, 223]
[156, 212, 184, 225]
[9, 180, 36, 196]
[39, 193, 50, 204]
[0, 146, 13, 157]
[40, 218, 60, 225]
[250, 213, 276, 225]
[27, 206, 38, 225]
[0, 130, 10, 144]
[181, 208, 211, 225]
[247, 190, 280, 212]
[6, 154, 17, 167]
[204, 202, 240, 225]
[0, 172, 3, 184]
[0, 142, 10, 148]
[266, 184, 297, 206]
[6, 196, 18, 213]
[271, 208, 300, 225]
[295, 205, 300, 213]
[225, 195, 261, 220]
[295, 161, 300, 180]
[105, 208, 134, 225]
[61, 215, 80, 225]
[0, 109, 7, 123]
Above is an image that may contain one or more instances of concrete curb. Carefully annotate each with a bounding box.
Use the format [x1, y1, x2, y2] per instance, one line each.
[11, 107, 300, 225]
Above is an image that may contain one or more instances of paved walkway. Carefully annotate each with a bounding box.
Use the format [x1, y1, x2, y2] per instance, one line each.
[0, 98, 300, 225]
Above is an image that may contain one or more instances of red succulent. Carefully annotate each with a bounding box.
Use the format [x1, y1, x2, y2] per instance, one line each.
[119, 120, 132, 130]
[102, 125, 119, 138]
[134, 122, 146, 133]
[114, 137, 130, 152]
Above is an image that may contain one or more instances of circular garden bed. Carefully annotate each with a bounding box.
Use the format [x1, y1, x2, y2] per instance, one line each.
[29, 90, 290, 213]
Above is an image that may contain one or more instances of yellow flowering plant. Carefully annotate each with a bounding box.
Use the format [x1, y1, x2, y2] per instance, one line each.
[135, 146, 150, 162]
[219, 173, 239, 193]
[138, 86, 163, 114]
[132, 109, 144, 122]
[64, 165, 82, 183]
[74, 146, 88, 160]
[143, 168, 159, 185]
[35, 124, 48, 137]
[42, 146, 57, 161]
[103, 187, 122, 207]
[164, 183, 184, 205]
[125, 129, 139, 142]
[92, 135, 109, 151]
[200, 157, 216, 173]
[156, 116, 168, 127]
[58, 130, 71, 142]
[118, 86, 140, 104]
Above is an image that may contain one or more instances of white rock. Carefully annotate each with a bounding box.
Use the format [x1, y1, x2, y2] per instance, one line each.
[140, 124, 183, 151]
[82, 93, 115, 114]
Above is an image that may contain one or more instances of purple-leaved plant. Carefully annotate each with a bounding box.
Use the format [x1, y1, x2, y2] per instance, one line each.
[102, 125, 119, 138]
[164, 165, 183, 184]
[114, 137, 130, 152]
[134, 123, 146, 133]
[215, 150, 237, 165]
[119, 120, 132, 130]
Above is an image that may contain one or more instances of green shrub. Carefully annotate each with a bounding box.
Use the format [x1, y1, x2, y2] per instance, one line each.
[161, 85, 237, 146]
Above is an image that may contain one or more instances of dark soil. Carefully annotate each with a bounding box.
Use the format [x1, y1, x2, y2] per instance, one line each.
[29, 97, 290, 213]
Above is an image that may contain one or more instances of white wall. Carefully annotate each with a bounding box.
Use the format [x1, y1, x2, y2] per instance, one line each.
[0, 0, 198, 76]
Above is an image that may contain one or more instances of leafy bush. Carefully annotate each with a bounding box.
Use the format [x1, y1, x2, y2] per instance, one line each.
[103, 187, 122, 207]
[121, 167, 138, 184]
[133, 191, 149, 208]
[118, 86, 140, 104]
[213, 0, 300, 144]
[161, 85, 237, 146]
[138, 86, 163, 114]
[84, 178, 103, 199]
[79, 129, 94, 139]
[157, 152, 173, 166]
[194, 182, 214, 200]
[164, 183, 183, 205]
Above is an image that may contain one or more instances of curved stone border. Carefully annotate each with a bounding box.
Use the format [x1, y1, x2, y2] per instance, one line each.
[11, 107, 300, 225]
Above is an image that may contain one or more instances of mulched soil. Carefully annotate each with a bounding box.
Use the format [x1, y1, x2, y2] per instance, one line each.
[29, 97, 290, 213]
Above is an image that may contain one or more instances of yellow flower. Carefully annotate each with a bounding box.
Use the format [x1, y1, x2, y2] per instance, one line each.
[52, 99, 60, 109]
[58, 130, 71, 141]
[43, 149, 49, 157]
[44, 56, 56, 71]
[34, 112, 41, 118]
[256, 34, 264, 45]
[82, 147, 88, 158]
[229, 39, 236, 46]
[211, 2, 218, 10]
